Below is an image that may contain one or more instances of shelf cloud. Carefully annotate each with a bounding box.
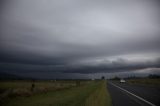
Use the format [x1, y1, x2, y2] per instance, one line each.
[0, 0, 160, 78]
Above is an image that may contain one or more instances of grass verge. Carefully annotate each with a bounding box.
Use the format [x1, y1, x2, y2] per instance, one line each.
[127, 78, 160, 87]
[85, 80, 112, 106]
[1, 81, 112, 106]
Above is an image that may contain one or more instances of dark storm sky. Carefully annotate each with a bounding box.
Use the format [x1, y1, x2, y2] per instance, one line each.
[0, 0, 160, 79]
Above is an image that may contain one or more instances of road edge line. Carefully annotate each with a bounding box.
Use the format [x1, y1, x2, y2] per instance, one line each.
[109, 82, 156, 106]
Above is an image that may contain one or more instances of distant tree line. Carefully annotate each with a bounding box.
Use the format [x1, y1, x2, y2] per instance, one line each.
[148, 74, 160, 79]
[110, 74, 160, 80]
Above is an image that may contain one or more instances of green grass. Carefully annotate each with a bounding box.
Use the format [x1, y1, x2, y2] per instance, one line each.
[0, 81, 112, 106]
[85, 81, 112, 106]
[0, 81, 77, 98]
[127, 78, 160, 86]
[0, 81, 76, 89]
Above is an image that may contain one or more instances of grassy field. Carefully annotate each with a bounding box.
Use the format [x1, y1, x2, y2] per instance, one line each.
[0, 80, 77, 98]
[127, 78, 160, 87]
[0, 80, 111, 106]
[0, 80, 76, 89]
[85, 81, 111, 106]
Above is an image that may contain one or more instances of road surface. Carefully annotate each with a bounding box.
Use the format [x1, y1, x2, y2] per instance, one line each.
[107, 81, 160, 106]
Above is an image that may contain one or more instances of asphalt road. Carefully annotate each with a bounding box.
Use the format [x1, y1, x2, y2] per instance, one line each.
[107, 81, 160, 106]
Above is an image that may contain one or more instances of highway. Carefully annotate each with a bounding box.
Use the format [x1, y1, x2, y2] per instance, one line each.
[107, 81, 160, 106]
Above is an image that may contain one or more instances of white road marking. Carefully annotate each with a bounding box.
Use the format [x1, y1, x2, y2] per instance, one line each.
[109, 82, 156, 106]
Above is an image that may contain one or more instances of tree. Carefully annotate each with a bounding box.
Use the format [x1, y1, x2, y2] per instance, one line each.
[101, 76, 105, 80]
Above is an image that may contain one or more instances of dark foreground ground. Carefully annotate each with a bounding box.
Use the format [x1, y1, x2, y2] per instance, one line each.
[0, 80, 111, 106]
[108, 81, 160, 106]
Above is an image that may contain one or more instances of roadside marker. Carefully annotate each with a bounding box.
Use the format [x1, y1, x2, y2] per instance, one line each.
[109, 82, 156, 106]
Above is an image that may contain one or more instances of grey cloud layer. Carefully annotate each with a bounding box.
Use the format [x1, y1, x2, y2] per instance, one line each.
[1, 57, 160, 74]
[0, 0, 160, 78]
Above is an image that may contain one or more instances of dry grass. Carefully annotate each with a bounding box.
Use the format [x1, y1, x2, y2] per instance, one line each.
[85, 80, 112, 106]
[0, 81, 76, 100]
[127, 78, 160, 86]
[0, 81, 112, 106]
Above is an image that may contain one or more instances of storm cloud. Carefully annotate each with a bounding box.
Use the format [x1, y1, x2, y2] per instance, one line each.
[0, 0, 160, 79]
